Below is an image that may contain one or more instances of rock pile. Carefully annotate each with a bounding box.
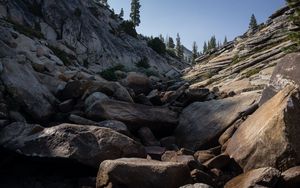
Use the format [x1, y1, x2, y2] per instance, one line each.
[0, 1, 300, 188]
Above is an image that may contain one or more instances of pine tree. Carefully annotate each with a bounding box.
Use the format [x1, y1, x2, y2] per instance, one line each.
[207, 36, 216, 51]
[192, 41, 198, 64]
[203, 42, 208, 53]
[168, 37, 175, 49]
[249, 14, 258, 30]
[223, 36, 228, 45]
[159, 34, 164, 43]
[176, 33, 184, 60]
[130, 0, 141, 27]
[119, 8, 124, 18]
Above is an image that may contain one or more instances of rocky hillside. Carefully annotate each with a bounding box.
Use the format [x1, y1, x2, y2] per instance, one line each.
[0, 0, 186, 78]
[183, 6, 296, 95]
[1, 1, 300, 188]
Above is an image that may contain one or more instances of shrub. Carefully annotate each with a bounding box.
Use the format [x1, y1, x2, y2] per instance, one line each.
[245, 68, 260, 78]
[147, 37, 166, 55]
[47, 45, 72, 66]
[135, 57, 150, 69]
[7, 19, 44, 39]
[148, 37, 166, 55]
[119, 21, 137, 38]
[99, 64, 125, 81]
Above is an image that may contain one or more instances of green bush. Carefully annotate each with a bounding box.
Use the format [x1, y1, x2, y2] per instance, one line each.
[47, 45, 72, 66]
[135, 57, 150, 69]
[8, 19, 44, 39]
[245, 68, 260, 78]
[100, 64, 125, 81]
[119, 21, 137, 38]
[147, 37, 166, 55]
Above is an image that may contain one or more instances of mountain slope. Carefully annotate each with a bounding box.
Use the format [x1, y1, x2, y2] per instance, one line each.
[183, 6, 297, 94]
[0, 0, 186, 77]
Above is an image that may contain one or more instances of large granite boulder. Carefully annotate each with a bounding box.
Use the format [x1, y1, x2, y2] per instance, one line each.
[260, 53, 300, 105]
[224, 167, 281, 188]
[96, 158, 192, 188]
[175, 92, 260, 150]
[86, 99, 178, 134]
[226, 85, 300, 171]
[0, 123, 146, 168]
[0, 58, 56, 121]
[122, 72, 153, 95]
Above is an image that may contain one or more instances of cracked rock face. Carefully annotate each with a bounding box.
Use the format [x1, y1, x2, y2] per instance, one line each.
[226, 85, 300, 171]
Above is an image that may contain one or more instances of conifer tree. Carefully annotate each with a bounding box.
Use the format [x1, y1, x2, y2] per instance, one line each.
[176, 33, 184, 60]
[249, 14, 258, 30]
[119, 8, 124, 18]
[203, 42, 208, 53]
[159, 34, 164, 43]
[130, 0, 141, 27]
[223, 36, 228, 45]
[168, 37, 175, 49]
[192, 41, 198, 64]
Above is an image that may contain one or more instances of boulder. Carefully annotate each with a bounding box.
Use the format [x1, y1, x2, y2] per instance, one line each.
[0, 58, 56, 121]
[123, 72, 153, 95]
[98, 120, 131, 137]
[145, 146, 166, 160]
[0, 123, 146, 168]
[180, 183, 213, 188]
[277, 166, 300, 188]
[58, 99, 75, 113]
[203, 154, 231, 169]
[84, 92, 109, 108]
[226, 86, 300, 171]
[86, 99, 178, 135]
[260, 53, 300, 105]
[96, 158, 192, 188]
[175, 92, 260, 150]
[60, 80, 133, 103]
[224, 167, 281, 188]
[185, 88, 210, 102]
[138, 127, 160, 146]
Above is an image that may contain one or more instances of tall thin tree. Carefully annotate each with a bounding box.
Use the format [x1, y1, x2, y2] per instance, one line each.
[119, 8, 124, 18]
[176, 33, 184, 60]
[130, 0, 141, 27]
[249, 14, 258, 30]
[192, 41, 198, 64]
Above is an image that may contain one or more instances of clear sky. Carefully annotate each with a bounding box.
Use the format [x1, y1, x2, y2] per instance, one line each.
[109, 0, 286, 51]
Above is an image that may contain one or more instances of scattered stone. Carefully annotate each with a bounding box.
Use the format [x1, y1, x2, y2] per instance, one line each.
[145, 146, 166, 160]
[277, 166, 300, 188]
[180, 183, 213, 188]
[160, 136, 177, 149]
[122, 72, 153, 95]
[138, 127, 160, 146]
[204, 154, 231, 169]
[59, 99, 75, 113]
[224, 167, 281, 188]
[96, 158, 192, 188]
[84, 92, 109, 108]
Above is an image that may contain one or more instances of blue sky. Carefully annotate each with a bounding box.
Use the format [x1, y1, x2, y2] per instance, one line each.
[110, 0, 286, 51]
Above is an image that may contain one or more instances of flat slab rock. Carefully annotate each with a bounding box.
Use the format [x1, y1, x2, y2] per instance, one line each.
[0, 123, 146, 168]
[86, 99, 178, 134]
[175, 92, 260, 150]
[226, 85, 300, 171]
[96, 158, 192, 188]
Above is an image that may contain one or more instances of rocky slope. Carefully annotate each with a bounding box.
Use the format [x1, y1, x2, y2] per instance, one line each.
[183, 6, 296, 95]
[1, 1, 300, 188]
[0, 0, 186, 78]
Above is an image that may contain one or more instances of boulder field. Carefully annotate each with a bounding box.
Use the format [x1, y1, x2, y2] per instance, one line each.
[0, 0, 300, 188]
